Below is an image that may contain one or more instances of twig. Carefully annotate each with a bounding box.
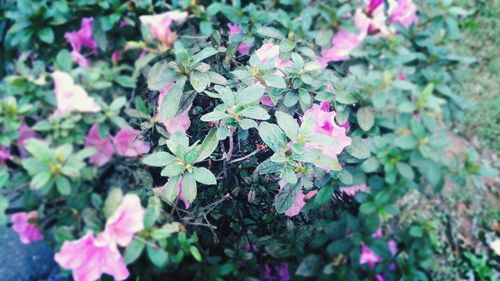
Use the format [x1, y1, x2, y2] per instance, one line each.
[134, 236, 159, 249]
[229, 149, 262, 164]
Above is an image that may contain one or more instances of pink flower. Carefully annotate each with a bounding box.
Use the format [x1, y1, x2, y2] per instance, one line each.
[388, 0, 418, 28]
[0, 147, 11, 163]
[11, 211, 44, 244]
[360, 245, 382, 268]
[227, 23, 242, 37]
[65, 18, 97, 67]
[52, 71, 100, 116]
[111, 50, 122, 64]
[113, 127, 150, 157]
[398, 74, 407, 80]
[140, 11, 188, 47]
[70, 50, 91, 67]
[376, 274, 385, 281]
[389, 240, 398, 255]
[84, 124, 115, 166]
[104, 194, 145, 247]
[158, 84, 191, 134]
[339, 184, 368, 196]
[17, 123, 38, 157]
[302, 101, 352, 165]
[254, 43, 291, 70]
[320, 10, 371, 66]
[237, 43, 252, 55]
[119, 20, 129, 28]
[55, 232, 129, 281]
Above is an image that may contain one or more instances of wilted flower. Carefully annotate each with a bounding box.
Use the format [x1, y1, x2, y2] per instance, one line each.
[65, 18, 97, 67]
[140, 11, 188, 47]
[11, 211, 44, 244]
[104, 194, 145, 247]
[55, 232, 129, 281]
[113, 127, 150, 157]
[52, 71, 101, 116]
[388, 0, 418, 28]
[84, 124, 115, 166]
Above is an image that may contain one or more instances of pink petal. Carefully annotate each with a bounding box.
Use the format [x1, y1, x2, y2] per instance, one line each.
[84, 124, 115, 166]
[113, 127, 150, 157]
[105, 194, 145, 247]
[11, 211, 43, 244]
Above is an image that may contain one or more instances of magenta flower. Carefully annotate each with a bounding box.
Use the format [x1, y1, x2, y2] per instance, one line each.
[320, 10, 371, 66]
[339, 184, 368, 196]
[52, 71, 101, 117]
[84, 124, 115, 166]
[55, 232, 129, 281]
[11, 211, 44, 244]
[227, 23, 242, 37]
[113, 127, 150, 157]
[302, 101, 352, 167]
[65, 18, 97, 67]
[388, 0, 418, 28]
[158, 84, 191, 134]
[140, 11, 188, 47]
[367, 0, 384, 15]
[360, 245, 382, 268]
[104, 194, 145, 247]
[16, 123, 38, 157]
[237, 42, 252, 55]
[119, 20, 129, 28]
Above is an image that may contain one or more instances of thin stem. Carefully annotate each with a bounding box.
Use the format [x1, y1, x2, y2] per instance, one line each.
[229, 149, 262, 164]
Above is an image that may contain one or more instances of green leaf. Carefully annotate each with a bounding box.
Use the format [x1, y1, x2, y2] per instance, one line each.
[103, 188, 124, 218]
[25, 139, 54, 162]
[190, 246, 203, 262]
[275, 182, 301, 214]
[359, 202, 377, 214]
[200, 110, 228, 122]
[296, 254, 321, 277]
[181, 174, 197, 204]
[147, 61, 179, 90]
[345, 139, 370, 159]
[409, 226, 423, 237]
[239, 106, 270, 120]
[151, 222, 182, 240]
[147, 246, 168, 268]
[314, 185, 333, 206]
[258, 122, 287, 153]
[160, 176, 180, 204]
[235, 86, 265, 105]
[55, 50, 73, 71]
[124, 239, 145, 264]
[256, 27, 283, 38]
[142, 152, 177, 167]
[396, 162, 415, 180]
[160, 162, 186, 177]
[357, 107, 375, 131]
[239, 119, 258, 130]
[0, 197, 8, 226]
[275, 111, 299, 140]
[190, 47, 219, 66]
[30, 172, 51, 189]
[190, 72, 210, 93]
[115, 75, 136, 88]
[263, 74, 287, 88]
[195, 129, 218, 163]
[0, 169, 8, 189]
[361, 157, 379, 173]
[158, 82, 185, 121]
[55, 176, 71, 195]
[394, 135, 418, 149]
[38, 27, 54, 43]
[192, 167, 217, 185]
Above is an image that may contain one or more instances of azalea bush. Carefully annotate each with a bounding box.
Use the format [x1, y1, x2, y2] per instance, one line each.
[0, 0, 487, 280]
